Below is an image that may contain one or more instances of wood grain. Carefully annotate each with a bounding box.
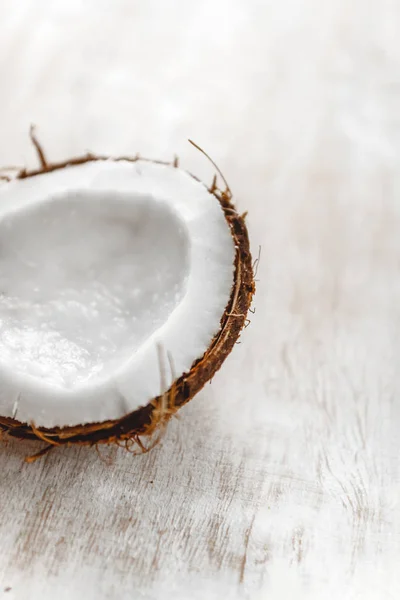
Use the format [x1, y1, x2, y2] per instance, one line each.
[1, 1, 400, 598]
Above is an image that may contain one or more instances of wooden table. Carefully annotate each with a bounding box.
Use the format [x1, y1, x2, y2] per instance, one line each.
[1, 1, 399, 598]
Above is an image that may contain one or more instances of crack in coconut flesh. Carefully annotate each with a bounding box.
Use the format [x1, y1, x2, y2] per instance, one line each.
[0, 147, 254, 457]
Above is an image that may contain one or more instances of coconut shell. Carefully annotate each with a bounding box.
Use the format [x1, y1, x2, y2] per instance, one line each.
[0, 137, 254, 460]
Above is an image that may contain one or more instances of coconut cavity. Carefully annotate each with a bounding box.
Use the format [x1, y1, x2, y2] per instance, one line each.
[0, 159, 236, 428]
[0, 190, 190, 386]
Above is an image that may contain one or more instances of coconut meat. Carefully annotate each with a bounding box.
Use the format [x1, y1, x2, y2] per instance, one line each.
[0, 160, 235, 427]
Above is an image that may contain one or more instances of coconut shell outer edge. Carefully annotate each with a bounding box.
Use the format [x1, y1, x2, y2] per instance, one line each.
[0, 154, 255, 449]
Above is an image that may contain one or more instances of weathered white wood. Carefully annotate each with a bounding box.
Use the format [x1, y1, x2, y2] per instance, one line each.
[1, 1, 400, 598]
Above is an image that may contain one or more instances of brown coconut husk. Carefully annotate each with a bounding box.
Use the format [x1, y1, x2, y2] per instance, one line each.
[0, 129, 255, 461]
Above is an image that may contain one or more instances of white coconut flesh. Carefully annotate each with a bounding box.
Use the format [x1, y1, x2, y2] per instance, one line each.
[0, 160, 235, 428]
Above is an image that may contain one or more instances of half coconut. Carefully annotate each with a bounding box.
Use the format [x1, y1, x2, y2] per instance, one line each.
[0, 133, 254, 459]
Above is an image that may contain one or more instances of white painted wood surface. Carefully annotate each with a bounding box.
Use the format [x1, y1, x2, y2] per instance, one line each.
[1, 1, 400, 598]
